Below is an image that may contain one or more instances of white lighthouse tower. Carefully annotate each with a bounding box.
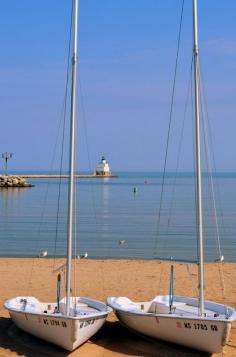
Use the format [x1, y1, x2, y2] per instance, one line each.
[95, 156, 111, 176]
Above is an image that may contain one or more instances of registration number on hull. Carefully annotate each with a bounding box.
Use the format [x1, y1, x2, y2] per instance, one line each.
[43, 319, 67, 327]
[80, 319, 95, 329]
[179, 322, 218, 331]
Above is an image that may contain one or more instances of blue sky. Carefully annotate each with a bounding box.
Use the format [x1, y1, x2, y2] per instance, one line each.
[0, 1, 236, 172]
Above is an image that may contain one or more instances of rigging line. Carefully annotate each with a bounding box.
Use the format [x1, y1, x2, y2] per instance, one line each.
[167, 57, 193, 230]
[73, 141, 77, 303]
[26, 1, 74, 296]
[178, 58, 200, 301]
[77, 73, 93, 176]
[197, 65, 222, 235]
[191, 56, 200, 304]
[189, 57, 198, 255]
[158, 58, 193, 292]
[77, 71, 99, 231]
[77, 70, 106, 300]
[185, 56, 200, 301]
[52, 0, 73, 274]
[27, 90, 69, 288]
[200, 83, 222, 255]
[73, 35, 80, 303]
[201, 106, 228, 316]
[186, 263, 198, 297]
[198, 68, 228, 315]
[154, 0, 185, 257]
[77, 72, 98, 228]
[198, 58, 227, 239]
[198, 62, 228, 267]
[72, 174, 76, 307]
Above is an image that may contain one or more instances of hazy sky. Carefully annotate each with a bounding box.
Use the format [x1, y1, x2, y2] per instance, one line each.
[0, 1, 235, 172]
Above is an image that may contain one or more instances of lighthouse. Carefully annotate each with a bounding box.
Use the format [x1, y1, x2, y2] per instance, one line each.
[95, 156, 112, 176]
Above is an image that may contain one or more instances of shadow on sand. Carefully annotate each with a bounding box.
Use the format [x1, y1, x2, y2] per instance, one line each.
[0, 317, 210, 357]
[0, 317, 68, 357]
[91, 321, 210, 357]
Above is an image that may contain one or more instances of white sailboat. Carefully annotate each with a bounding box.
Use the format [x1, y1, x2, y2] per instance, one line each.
[107, 0, 236, 353]
[4, 0, 111, 351]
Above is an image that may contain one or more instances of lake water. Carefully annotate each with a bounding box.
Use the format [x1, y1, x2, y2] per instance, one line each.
[0, 172, 236, 261]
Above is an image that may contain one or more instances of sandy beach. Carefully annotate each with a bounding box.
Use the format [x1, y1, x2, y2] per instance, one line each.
[0, 258, 235, 356]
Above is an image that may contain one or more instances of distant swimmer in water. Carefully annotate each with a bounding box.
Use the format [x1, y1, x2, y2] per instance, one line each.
[133, 187, 138, 193]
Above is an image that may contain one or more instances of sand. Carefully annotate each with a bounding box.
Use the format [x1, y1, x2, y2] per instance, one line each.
[0, 258, 235, 357]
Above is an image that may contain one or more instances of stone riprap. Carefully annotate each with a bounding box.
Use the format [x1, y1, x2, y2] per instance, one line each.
[0, 175, 33, 188]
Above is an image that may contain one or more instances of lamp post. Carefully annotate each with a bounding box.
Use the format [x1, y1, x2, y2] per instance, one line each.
[1, 152, 13, 175]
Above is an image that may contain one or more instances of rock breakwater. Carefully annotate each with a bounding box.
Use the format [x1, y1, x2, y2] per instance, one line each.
[0, 175, 33, 188]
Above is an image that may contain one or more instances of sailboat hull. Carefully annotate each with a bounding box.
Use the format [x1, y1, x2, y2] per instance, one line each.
[108, 295, 236, 353]
[115, 310, 229, 353]
[5, 296, 111, 351]
[8, 310, 106, 350]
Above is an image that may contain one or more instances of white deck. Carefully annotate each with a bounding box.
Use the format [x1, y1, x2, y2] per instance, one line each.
[5, 296, 109, 318]
[109, 295, 235, 321]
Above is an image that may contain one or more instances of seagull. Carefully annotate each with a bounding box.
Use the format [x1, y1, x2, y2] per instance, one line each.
[119, 240, 126, 245]
[77, 252, 88, 260]
[38, 251, 47, 258]
[214, 255, 224, 262]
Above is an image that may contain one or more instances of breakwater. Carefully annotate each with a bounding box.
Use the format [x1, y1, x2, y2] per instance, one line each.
[0, 175, 33, 188]
[19, 174, 117, 179]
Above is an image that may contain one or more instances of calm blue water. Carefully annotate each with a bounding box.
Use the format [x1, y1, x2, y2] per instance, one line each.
[0, 172, 236, 261]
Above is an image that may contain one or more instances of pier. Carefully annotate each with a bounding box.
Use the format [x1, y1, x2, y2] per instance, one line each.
[13, 174, 117, 179]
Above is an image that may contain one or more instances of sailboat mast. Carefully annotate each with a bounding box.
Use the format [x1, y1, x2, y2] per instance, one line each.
[193, 0, 205, 316]
[66, 0, 79, 316]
